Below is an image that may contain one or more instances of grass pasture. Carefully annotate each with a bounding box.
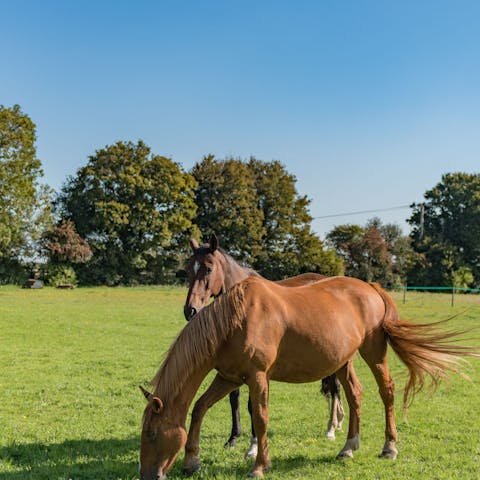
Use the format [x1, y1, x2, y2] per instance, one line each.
[1, 286, 480, 479]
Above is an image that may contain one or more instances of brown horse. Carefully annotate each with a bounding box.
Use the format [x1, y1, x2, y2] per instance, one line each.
[183, 234, 344, 457]
[140, 276, 478, 480]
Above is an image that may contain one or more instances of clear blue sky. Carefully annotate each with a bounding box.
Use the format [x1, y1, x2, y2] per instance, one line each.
[3, 1, 480, 238]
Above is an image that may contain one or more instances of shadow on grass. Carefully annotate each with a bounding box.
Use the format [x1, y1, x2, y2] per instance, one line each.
[1, 437, 340, 480]
[166, 452, 339, 479]
[0, 437, 139, 480]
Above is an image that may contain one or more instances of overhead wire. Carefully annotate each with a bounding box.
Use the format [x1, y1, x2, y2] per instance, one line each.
[313, 205, 411, 220]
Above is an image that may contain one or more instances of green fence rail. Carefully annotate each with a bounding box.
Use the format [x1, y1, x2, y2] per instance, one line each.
[405, 286, 480, 293]
[395, 285, 480, 306]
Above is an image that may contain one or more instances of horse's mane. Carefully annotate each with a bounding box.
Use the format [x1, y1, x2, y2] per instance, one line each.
[151, 281, 247, 402]
[219, 248, 262, 279]
[190, 241, 262, 279]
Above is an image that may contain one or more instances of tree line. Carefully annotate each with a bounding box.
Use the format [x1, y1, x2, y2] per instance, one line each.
[1, 104, 479, 289]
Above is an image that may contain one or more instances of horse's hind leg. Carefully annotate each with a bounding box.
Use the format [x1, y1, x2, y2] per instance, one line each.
[335, 378, 345, 429]
[323, 375, 345, 440]
[359, 331, 398, 460]
[183, 374, 240, 475]
[335, 361, 363, 458]
[225, 388, 242, 448]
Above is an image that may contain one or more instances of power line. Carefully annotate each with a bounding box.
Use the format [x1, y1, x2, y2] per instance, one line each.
[313, 205, 411, 220]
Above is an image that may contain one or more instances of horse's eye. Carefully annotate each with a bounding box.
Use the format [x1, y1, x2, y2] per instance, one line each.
[206, 267, 213, 274]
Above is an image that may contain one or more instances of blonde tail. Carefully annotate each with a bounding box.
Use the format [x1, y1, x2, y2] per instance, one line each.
[370, 283, 479, 410]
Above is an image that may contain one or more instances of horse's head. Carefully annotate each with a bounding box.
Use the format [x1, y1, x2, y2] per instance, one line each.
[139, 387, 187, 480]
[184, 233, 226, 321]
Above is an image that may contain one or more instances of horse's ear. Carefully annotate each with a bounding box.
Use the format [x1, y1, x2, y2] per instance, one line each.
[210, 233, 219, 252]
[152, 396, 164, 414]
[139, 385, 152, 400]
[190, 238, 200, 251]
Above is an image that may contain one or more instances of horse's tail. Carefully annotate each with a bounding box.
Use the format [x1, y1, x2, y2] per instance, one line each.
[369, 282, 479, 410]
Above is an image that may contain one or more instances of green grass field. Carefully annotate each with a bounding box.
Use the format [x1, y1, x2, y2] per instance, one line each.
[1, 286, 479, 479]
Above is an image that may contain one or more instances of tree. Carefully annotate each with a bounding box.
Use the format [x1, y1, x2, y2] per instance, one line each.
[327, 218, 414, 285]
[0, 104, 52, 283]
[192, 155, 343, 278]
[372, 219, 418, 285]
[40, 220, 92, 286]
[40, 220, 92, 264]
[248, 157, 342, 278]
[191, 155, 265, 264]
[408, 173, 480, 287]
[56, 140, 198, 285]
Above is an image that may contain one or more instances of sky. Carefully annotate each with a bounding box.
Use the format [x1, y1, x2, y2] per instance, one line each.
[3, 0, 480, 238]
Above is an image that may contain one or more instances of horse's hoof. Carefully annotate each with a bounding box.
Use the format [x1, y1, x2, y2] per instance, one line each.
[224, 438, 238, 449]
[337, 435, 359, 459]
[182, 459, 202, 476]
[247, 462, 270, 478]
[379, 448, 398, 460]
[379, 441, 398, 460]
[325, 430, 336, 440]
[336, 450, 354, 459]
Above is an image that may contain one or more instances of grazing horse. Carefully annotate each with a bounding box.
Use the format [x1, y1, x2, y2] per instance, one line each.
[140, 276, 478, 480]
[184, 234, 344, 457]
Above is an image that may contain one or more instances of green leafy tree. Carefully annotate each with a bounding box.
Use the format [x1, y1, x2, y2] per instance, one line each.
[248, 157, 342, 279]
[56, 140, 198, 285]
[408, 173, 480, 287]
[191, 155, 265, 264]
[192, 155, 343, 278]
[0, 104, 52, 283]
[451, 266, 474, 289]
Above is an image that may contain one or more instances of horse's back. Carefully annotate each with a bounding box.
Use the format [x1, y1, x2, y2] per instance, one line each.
[277, 272, 328, 286]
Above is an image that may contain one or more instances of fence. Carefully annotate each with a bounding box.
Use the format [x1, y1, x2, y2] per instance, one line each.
[397, 285, 480, 306]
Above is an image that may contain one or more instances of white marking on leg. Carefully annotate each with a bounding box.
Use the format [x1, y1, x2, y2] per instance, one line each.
[336, 400, 345, 430]
[325, 395, 337, 440]
[244, 436, 258, 459]
[325, 427, 336, 440]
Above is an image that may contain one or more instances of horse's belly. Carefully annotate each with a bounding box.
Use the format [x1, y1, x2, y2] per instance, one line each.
[269, 367, 330, 383]
[269, 355, 349, 383]
[269, 327, 363, 382]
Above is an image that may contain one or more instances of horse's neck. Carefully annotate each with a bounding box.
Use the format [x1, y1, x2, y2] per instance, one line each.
[221, 253, 260, 290]
[155, 360, 213, 426]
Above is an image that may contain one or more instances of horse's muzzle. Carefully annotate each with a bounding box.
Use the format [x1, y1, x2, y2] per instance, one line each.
[183, 305, 197, 321]
[139, 465, 163, 480]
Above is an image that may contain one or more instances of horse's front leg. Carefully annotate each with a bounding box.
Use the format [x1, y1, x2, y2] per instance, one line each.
[183, 373, 240, 475]
[245, 395, 258, 458]
[224, 388, 242, 448]
[246, 371, 271, 478]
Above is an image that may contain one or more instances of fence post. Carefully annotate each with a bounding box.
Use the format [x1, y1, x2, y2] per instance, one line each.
[451, 287, 455, 307]
[403, 284, 406, 304]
